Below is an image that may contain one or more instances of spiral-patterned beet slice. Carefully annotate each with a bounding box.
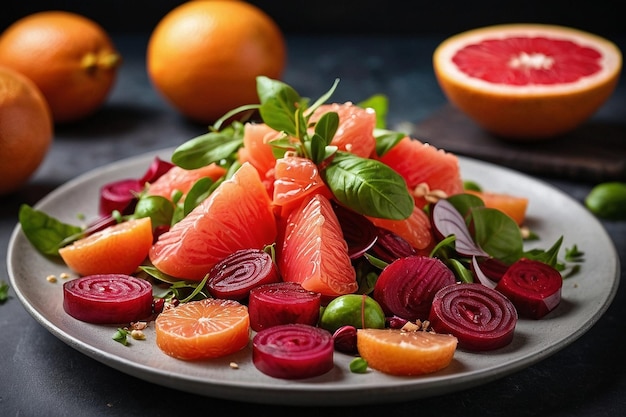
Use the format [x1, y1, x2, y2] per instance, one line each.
[495, 258, 563, 319]
[428, 283, 518, 351]
[252, 323, 334, 379]
[248, 282, 321, 332]
[373, 255, 456, 321]
[206, 249, 280, 300]
[63, 274, 153, 324]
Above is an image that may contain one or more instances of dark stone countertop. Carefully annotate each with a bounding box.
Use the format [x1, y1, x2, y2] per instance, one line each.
[1, 33, 625, 417]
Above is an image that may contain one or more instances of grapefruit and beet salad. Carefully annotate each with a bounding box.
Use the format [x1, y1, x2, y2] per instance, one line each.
[18, 76, 577, 378]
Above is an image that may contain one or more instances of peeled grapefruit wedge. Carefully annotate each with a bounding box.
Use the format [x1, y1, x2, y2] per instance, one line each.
[149, 162, 277, 280]
[433, 24, 622, 140]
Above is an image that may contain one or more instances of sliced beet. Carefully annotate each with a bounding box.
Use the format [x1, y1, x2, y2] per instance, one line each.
[99, 179, 143, 216]
[428, 283, 518, 351]
[332, 202, 378, 259]
[248, 282, 321, 332]
[98, 157, 175, 216]
[252, 323, 334, 379]
[206, 249, 280, 300]
[495, 258, 563, 319]
[373, 255, 456, 321]
[63, 274, 153, 324]
[369, 228, 416, 263]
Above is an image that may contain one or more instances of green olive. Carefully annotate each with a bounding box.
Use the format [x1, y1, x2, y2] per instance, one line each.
[319, 294, 385, 333]
[585, 182, 626, 220]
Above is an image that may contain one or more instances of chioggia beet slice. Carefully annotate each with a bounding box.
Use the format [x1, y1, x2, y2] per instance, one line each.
[428, 283, 518, 351]
[248, 282, 321, 331]
[252, 323, 334, 379]
[63, 274, 154, 324]
[206, 248, 280, 300]
[495, 258, 563, 319]
[373, 255, 456, 321]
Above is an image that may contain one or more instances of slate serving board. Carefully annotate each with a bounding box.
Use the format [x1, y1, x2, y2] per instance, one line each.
[412, 105, 626, 183]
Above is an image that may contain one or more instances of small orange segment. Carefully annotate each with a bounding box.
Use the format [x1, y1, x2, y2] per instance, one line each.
[155, 298, 250, 360]
[146, 163, 226, 202]
[59, 217, 153, 276]
[466, 190, 529, 226]
[357, 328, 457, 376]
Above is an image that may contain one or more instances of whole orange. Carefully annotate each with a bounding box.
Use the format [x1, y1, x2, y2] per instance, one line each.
[0, 11, 121, 124]
[0, 66, 53, 195]
[147, 0, 286, 123]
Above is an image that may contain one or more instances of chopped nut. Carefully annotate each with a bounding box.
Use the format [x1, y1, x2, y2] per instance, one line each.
[412, 182, 448, 203]
[130, 321, 148, 330]
[46, 275, 57, 283]
[59, 272, 71, 280]
[229, 362, 239, 369]
[130, 329, 146, 340]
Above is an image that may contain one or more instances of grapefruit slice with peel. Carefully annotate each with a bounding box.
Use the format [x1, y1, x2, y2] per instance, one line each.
[433, 24, 622, 140]
[278, 193, 358, 297]
[149, 162, 277, 281]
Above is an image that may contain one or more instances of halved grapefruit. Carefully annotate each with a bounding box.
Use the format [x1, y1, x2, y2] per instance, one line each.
[433, 24, 622, 140]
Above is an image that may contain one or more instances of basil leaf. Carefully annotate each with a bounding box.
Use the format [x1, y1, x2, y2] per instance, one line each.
[470, 207, 523, 264]
[313, 111, 339, 147]
[257, 76, 303, 135]
[373, 129, 405, 157]
[18, 204, 82, 256]
[323, 152, 413, 220]
[172, 130, 243, 169]
[183, 177, 220, 217]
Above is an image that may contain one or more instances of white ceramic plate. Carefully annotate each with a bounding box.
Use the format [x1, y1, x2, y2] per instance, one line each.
[7, 149, 620, 406]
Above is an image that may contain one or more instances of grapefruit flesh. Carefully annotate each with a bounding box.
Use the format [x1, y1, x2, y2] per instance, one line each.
[149, 162, 277, 281]
[434, 24, 622, 140]
[278, 193, 358, 297]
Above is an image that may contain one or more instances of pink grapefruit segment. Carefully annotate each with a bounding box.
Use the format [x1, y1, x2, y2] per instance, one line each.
[308, 102, 377, 158]
[278, 193, 358, 297]
[147, 163, 226, 201]
[378, 136, 464, 208]
[149, 162, 277, 281]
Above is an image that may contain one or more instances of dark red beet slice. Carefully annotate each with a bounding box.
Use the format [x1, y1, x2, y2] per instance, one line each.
[332, 202, 378, 259]
[63, 274, 153, 324]
[252, 323, 334, 379]
[99, 179, 143, 216]
[429, 283, 518, 351]
[206, 249, 280, 300]
[369, 228, 416, 263]
[248, 282, 321, 332]
[99, 157, 174, 216]
[495, 258, 563, 319]
[373, 255, 456, 321]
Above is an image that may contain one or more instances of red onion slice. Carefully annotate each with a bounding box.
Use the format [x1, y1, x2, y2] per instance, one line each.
[332, 202, 378, 259]
[373, 255, 456, 321]
[252, 323, 334, 379]
[369, 228, 416, 263]
[99, 179, 143, 216]
[495, 258, 563, 319]
[248, 282, 321, 332]
[206, 249, 280, 300]
[63, 274, 153, 324]
[428, 283, 518, 351]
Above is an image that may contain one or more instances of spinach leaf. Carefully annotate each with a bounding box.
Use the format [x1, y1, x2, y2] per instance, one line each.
[18, 204, 83, 256]
[322, 152, 413, 220]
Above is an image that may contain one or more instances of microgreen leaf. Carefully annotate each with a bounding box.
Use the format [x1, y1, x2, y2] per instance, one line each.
[113, 328, 130, 346]
[18, 204, 83, 256]
[305, 78, 340, 116]
[182, 176, 221, 217]
[350, 357, 369, 373]
[322, 152, 413, 220]
[313, 111, 339, 147]
[171, 125, 243, 169]
[0, 281, 9, 303]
